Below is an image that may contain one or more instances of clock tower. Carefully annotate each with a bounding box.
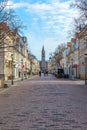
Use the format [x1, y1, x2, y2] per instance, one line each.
[42, 46, 45, 61]
[39, 46, 48, 73]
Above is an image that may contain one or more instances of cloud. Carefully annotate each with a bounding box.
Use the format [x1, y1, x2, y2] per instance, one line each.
[7, 0, 79, 59]
[7, 0, 27, 8]
[7, 0, 79, 37]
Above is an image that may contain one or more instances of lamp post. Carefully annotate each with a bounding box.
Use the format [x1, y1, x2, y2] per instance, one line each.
[21, 59, 23, 81]
[71, 58, 74, 80]
[49, 57, 51, 73]
[30, 60, 33, 75]
[85, 54, 87, 85]
[66, 61, 68, 78]
[11, 54, 14, 85]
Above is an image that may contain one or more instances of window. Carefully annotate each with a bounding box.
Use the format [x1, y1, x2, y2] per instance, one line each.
[72, 43, 76, 51]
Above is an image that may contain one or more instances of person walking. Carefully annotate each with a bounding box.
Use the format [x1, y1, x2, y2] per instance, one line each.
[39, 71, 41, 76]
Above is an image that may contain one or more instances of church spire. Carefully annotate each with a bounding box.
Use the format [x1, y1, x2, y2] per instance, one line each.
[42, 45, 45, 61]
[40, 45, 48, 73]
[42, 45, 45, 53]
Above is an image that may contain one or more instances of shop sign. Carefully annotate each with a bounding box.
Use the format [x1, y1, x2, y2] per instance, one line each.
[22, 65, 25, 68]
[73, 64, 77, 68]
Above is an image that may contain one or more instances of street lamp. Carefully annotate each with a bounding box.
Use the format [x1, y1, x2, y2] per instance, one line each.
[66, 61, 68, 78]
[85, 54, 87, 85]
[21, 59, 23, 81]
[11, 54, 14, 85]
[71, 58, 74, 80]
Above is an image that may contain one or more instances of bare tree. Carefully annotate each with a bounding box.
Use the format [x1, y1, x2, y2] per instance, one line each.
[53, 43, 66, 65]
[74, 0, 87, 32]
[0, 0, 8, 11]
[75, 0, 87, 12]
[0, 0, 25, 50]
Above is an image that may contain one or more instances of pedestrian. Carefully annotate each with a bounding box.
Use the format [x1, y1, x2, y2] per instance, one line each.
[46, 71, 48, 76]
[39, 71, 41, 76]
[44, 72, 45, 76]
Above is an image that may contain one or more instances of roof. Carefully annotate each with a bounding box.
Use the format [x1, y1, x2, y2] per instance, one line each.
[42, 45, 45, 52]
[71, 38, 76, 43]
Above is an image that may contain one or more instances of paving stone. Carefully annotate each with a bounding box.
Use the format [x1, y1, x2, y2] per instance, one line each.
[0, 74, 86, 129]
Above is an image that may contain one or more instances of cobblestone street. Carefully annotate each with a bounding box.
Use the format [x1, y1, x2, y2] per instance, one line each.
[0, 74, 87, 130]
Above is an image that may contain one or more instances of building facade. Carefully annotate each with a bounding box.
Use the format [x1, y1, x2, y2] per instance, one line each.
[76, 27, 87, 79]
[0, 22, 39, 87]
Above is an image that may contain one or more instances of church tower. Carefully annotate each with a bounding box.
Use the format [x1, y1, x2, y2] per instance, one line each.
[39, 46, 48, 73]
[42, 45, 45, 61]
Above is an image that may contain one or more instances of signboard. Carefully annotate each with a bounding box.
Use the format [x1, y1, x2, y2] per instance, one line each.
[22, 65, 25, 68]
[73, 64, 77, 68]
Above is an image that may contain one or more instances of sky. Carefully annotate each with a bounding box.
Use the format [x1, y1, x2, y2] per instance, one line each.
[7, 0, 79, 60]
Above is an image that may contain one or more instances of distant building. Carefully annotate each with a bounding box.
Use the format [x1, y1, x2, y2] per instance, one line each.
[39, 46, 48, 72]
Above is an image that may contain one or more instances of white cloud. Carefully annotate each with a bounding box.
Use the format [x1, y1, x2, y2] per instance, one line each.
[9, 0, 78, 35]
[7, 0, 79, 59]
[7, 0, 28, 8]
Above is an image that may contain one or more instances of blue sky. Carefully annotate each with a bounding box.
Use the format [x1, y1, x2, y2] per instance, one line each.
[7, 0, 78, 60]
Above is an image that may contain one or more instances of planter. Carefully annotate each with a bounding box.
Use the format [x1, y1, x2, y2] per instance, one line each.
[4, 84, 8, 88]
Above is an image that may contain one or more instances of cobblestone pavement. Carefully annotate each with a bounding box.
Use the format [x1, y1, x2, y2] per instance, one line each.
[0, 74, 87, 130]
